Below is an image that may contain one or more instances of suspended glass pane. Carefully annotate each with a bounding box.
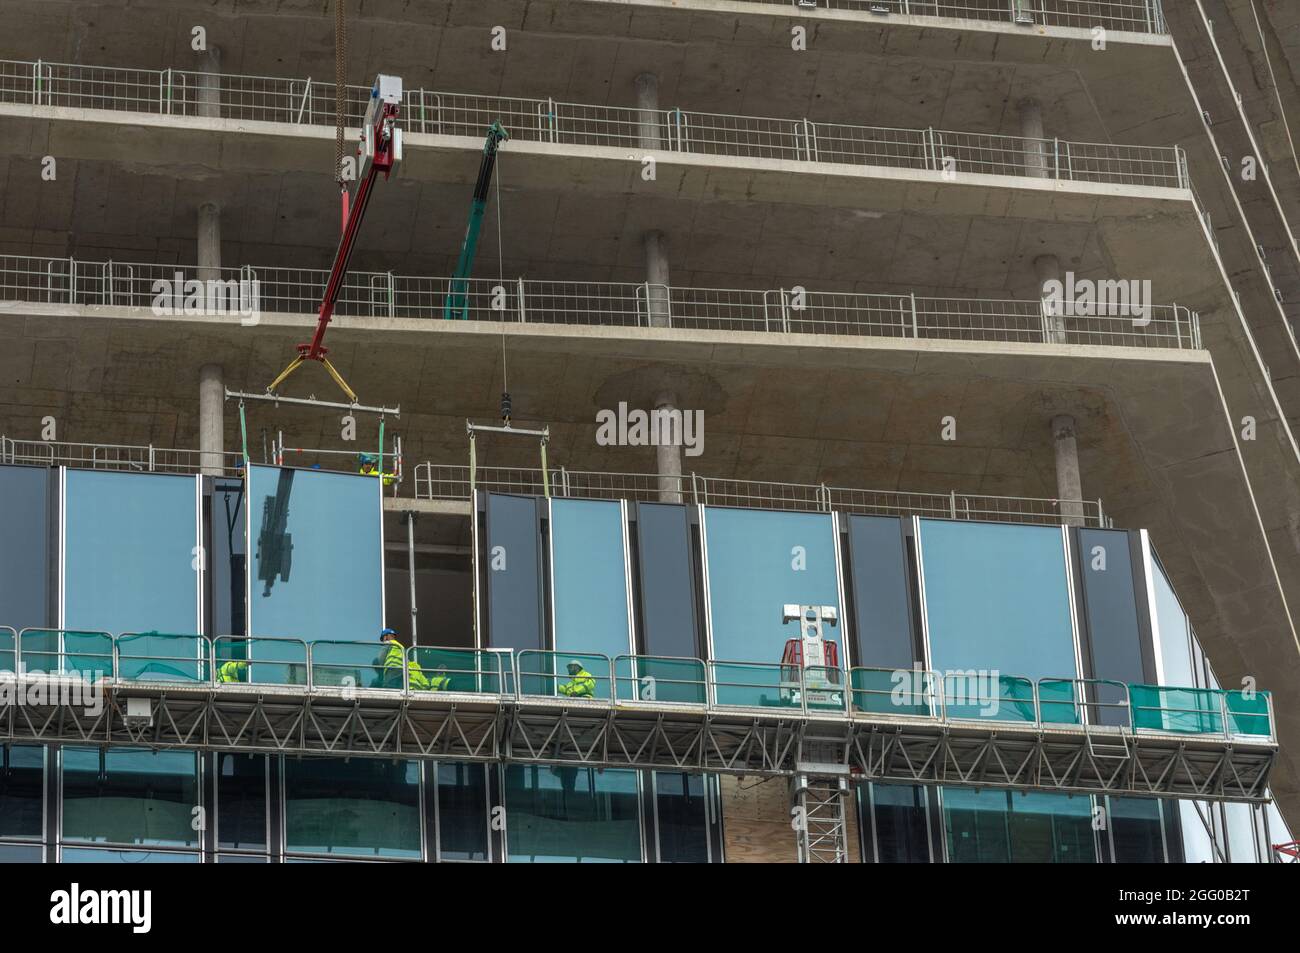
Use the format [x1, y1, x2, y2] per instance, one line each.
[846, 516, 915, 670]
[484, 494, 543, 651]
[61, 748, 199, 849]
[210, 477, 247, 637]
[64, 470, 199, 636]
[248, 465, 383, 643]
[0, 465, 52, 631]
[550, 498, 631, 662]
[504, 765, 641, 863]
[703, 507, 841, 666]
[283, 757, 421, 859]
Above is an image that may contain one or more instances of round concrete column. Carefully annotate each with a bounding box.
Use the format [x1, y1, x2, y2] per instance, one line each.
[1018, 98, 1050, 179]
[655, 391, 684, 504]
[1035, 253, 1066, 344]
[199, 363, 225, 476]
[643, 230, 671, 329]
[634, 72, 663, 152]
[198, 45, 223, 120]
[198, 202, 222, 284]
[1051, 414, 1084, 526]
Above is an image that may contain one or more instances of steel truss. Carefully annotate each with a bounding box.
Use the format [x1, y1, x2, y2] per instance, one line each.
[0, 678, 1274, 802]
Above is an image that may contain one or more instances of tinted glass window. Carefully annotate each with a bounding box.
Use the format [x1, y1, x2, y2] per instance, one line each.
[64, 470, 199, 635]
[504, 765, 641, 863]
[211, 478, 247, 637]
[0, 465, 52, 631]
[942, 787, 1095, 863]
[485, 494, 542, 650]
[550, 498, 631, 660]
[847, 516, 914, 669]
[60, 847, 198, 863]
[635, 503, 698, 658]
[436, 762, 489, 861]
[703, 507, 841, 664]
[1109, 797, 1166, 863]
[62, 748, 199, 849]
[248, 466, 383, 642]
[654, 772, 709, 863]
[283, 757, 420, 859]
[0, 843, 43, 863]
[216, 753, 266, 851]
[0, 744, 43, 839]
[869, 783, 931, 863]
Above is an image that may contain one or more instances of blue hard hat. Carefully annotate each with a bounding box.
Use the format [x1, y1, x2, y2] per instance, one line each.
[380, 628, 397, 639]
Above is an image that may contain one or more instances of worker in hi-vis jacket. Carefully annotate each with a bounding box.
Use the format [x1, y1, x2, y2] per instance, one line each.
[557, 660, 596, 698]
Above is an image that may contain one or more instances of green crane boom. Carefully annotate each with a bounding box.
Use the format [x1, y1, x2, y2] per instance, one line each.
[445, 121, 510, 319]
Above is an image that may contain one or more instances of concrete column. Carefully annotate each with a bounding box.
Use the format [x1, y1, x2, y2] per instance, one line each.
[643, 230, 671, 328]
[642, 230, 682, 501]
[198, 45, 222, 120]
[1052, 414, 1084, 527]
[634, 72, 663, 152]
[199, 363, 225, 476]
[198, 202, 222, 284]
[1018, 98, 1050, 179]
[654, 391, 684, 504]
[1035, 253, 1067, 344]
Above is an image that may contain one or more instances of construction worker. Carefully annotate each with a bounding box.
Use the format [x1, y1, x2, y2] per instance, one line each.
[428, 665, 452, 692]
[358, 452, 396, 486]
[217, 658, 248, 684]
[557, 659, 596, 698]
[378, 628, 432, 690]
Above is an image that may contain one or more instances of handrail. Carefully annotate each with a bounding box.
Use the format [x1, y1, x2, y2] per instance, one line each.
[0, 633, 1275, 743]
[0, 254, 1203, 351]
[0, 57, 1182, 187]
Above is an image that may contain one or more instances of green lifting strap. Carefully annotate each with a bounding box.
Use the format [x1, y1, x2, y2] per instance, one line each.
[378, 417, 386, 479]
[238, 401, 250, 470]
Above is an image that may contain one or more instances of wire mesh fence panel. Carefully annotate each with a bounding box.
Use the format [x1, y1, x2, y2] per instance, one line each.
[667, 287, 772, 332]
[670, 111, 805, 161]
[702, 0, 1164, 32]
[810, 123, 932, 169]
[791, 292, 913, 336]
[525, 281, 644, 326]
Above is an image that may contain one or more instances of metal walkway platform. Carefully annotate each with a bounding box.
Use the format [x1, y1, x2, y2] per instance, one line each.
[0, 675, 1275, 803]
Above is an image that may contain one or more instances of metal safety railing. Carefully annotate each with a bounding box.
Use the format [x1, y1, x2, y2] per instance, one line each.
[0, 57, 1186, 190]
[704, 0, 1165, 34]
[0, 629, 1272, 742]
[0, 436, 245, 475]
[414, 462, 1111, 527]
[0, 254, 1204, 351]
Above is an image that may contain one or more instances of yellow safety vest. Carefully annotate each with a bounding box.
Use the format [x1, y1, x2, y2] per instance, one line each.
[559, 669, 596, 697]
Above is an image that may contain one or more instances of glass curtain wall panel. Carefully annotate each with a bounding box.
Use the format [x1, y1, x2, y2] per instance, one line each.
[550, 498, 632, 662]
[435, 762, 490, 861]
[918, 519, 1077, 720]
[0, 465, 52, 631]
[63, 470, 200, 639]
[653, 772, 710, 863]
[283, 757, 421, 859]
[1107, 797, 1167, 863]
[846, 516, 919, 715]
[866, 783, 932, 863]
[634, 503, 699, 659]
[483, 494, 543, 651]
[1076, 528, 1149, 726]
[0, 744, 44, 839]
[60, 847, 199, 863]
[503, 765, 641, 863]
[210, 477, 247, 638]
[943, 788, 1095, 863]
[0, 844, 43, 862]
[61, 748, 199, 849]
[247, 465, 383, 642]
[702, 507, 842, 707]
[216, 753, 267, 852]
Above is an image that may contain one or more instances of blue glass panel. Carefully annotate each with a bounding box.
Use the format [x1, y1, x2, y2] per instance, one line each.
[0, 465, 52, 631]
[436, 762, 489, 861]
[703, 507, 841, 665]
[846, 515, 915, 669]
[942, 787, 1095, 863]
[248, 465, 383, 642]
[550, 498, 631, 661]
[654, 772, 709, 863]
[0, 744, 43, 839]
[61, 748, 199, 848]
[919, 520, 1076, 719]
[635, 503, 698, 658]
[504, 765, 641, 863]
[64, 470, 198, 635]
[1149, 554, 1194, 687]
